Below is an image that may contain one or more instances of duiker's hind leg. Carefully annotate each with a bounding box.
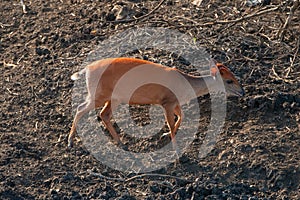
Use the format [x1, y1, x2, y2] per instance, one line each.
[99, 101, 121, 144]
[68, 100, 94, 148]
[173, 104, 182, 134]
[163, 104, 179, 157]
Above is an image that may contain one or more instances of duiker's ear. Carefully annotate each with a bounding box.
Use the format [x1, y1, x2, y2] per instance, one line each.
[210, 66, 218, 80]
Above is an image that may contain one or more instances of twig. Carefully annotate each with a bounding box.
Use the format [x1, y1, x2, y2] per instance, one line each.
[179, 6, 280, 27]
[88, 170, 125, 181]
[87, 170, 192, 183]
[6, 88, 19, 96]
[3, 60, 18, 68]
[192, 0, 203, 6]
[291, 36, 300, 68]
[20, 0, 27, 14]
[124, 173, 192, 183]
[0, 23, 13, 28]
[270, 65, 294, 83]
[108, 0, 166, 23]
[171, 16, 198, 24]
[285, 36, 300, 77]
[278, 0, 300, 41]
[204, 6, 280, 25]
[249, 68, 255, 78]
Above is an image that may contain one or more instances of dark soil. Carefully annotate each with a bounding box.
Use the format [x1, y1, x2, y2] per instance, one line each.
[1, 0, 299, 199]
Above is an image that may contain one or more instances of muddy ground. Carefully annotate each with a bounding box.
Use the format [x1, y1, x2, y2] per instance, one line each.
[1, 0, 300, 199]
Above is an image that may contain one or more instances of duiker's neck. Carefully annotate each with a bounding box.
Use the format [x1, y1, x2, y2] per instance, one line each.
[181, 73, 217, 97]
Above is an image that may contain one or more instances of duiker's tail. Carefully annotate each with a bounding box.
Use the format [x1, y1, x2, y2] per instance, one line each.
[71, 68, 86, 81]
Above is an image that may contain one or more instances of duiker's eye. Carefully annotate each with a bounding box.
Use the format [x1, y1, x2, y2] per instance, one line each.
[226, 79, 234, 84]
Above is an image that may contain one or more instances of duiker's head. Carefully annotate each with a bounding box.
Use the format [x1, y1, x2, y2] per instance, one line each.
[211, 63, 245, 97]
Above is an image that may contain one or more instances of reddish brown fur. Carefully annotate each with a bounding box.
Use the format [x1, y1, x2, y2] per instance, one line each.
[68, 58, 244, 156]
